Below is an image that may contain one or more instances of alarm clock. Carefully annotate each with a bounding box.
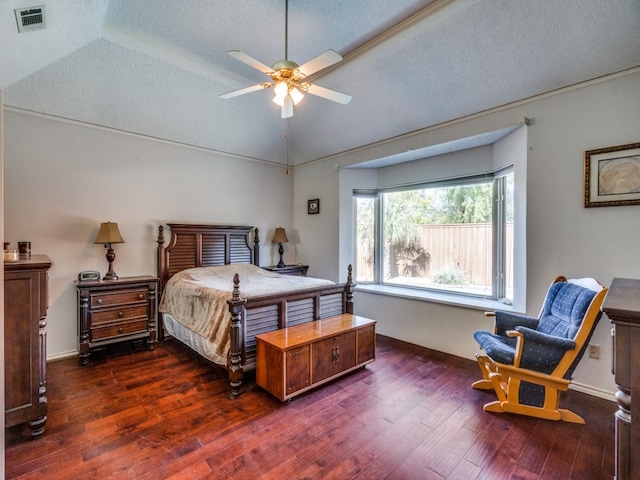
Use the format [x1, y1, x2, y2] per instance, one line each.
[78, 270, 101, 281]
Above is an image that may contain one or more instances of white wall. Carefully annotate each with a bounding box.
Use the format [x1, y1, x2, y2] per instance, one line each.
[4, 110, 294, 358]
[294, 69, 640, 398]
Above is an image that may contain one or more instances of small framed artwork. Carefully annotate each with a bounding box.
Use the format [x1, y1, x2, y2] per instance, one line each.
[308, 199, 320, 214]
[584, 142, 640, 207]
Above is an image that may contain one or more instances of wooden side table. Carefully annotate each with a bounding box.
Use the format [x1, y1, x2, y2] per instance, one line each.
[75, 275, 158, 365]
[262, 264, 309, 276]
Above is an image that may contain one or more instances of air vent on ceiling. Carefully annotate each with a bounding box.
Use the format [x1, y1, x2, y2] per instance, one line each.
[15, 5, 46, 33]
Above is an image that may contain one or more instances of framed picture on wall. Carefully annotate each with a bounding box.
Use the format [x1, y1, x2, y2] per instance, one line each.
[584, 142, 640, 207]
[308, 199, 320, 214]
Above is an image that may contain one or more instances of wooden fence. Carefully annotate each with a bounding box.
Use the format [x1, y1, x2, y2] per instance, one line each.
[356, 223, 513, 289]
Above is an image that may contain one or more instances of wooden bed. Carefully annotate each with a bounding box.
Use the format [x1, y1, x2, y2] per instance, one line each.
[156, 223, 355, 398]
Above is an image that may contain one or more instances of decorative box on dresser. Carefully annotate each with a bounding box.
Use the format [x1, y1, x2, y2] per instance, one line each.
[262, 264, 309, 276]
[602, 278, 640, 480]
[75, 276, 158, 365]
[4, 255, 53, 437]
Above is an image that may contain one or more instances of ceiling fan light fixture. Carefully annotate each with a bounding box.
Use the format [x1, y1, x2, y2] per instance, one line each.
[273, 81, 288, 106]
[281, 95, 294, 118]
[290, 86, 304, 105]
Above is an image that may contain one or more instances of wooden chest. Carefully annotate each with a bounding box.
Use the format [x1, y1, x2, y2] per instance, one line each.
[256, 314, 375, 401]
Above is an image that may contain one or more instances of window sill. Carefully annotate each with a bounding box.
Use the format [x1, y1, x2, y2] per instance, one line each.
[356, 283, 518, 313]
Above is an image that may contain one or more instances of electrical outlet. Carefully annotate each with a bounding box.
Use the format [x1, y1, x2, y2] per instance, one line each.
[588, 344, 600, 360]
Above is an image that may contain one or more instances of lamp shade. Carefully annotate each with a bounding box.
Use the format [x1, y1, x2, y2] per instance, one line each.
[94, 222, 125, 244]
[272, 227, 289, 244]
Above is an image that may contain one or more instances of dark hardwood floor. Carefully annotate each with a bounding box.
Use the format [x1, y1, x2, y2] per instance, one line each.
[6, 335, 616, 479]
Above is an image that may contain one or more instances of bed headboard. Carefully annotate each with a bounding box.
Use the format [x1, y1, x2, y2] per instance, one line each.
[156, 223, 260, 294]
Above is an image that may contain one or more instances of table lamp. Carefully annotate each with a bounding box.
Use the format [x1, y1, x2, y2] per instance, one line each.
[272, 227, 289, 268]
[94, 222, 125, 280]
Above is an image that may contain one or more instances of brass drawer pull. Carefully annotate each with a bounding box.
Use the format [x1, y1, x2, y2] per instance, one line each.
[118, 311, 124, 317]
[138, 294, 144, 299]
[118, 327, 124, 334]
[97, 298, 102, 304]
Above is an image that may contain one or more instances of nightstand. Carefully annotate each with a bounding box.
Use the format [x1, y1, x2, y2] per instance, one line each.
[262, 264, 309, 276]
[75, 275, 158, 365]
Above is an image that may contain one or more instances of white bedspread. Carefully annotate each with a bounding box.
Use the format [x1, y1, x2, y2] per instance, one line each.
[159, 264, 334, 362]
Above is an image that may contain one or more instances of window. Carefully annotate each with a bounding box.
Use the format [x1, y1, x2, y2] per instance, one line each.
[354, 172, 514, 303]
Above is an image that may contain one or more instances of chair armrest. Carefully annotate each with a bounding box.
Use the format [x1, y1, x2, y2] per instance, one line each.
[514, 326, 576, 350]
[493, 311, 539, 336]
[513, 326, 577, 373]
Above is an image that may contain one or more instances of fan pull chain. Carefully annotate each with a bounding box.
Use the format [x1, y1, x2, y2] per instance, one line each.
[284, 121, 289, 175]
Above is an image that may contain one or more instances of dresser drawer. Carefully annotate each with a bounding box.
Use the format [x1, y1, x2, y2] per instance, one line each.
[91, 319, 149, 341]
[90, 305, 148, 325]
[91, 288, 148, 308]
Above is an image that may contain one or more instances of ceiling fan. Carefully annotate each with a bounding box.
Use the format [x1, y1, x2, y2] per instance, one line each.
[220, 0, 352, 118]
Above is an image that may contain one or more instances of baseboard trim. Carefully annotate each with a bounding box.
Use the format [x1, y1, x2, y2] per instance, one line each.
[47, 350, 78, 362]
[569, 381, 615, 402]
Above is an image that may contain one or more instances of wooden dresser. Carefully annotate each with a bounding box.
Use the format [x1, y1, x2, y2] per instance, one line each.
[4, 255, 53, 437]
[76, 276, 158, 365]
[602, 278, 640, 480]
[256, 314, 375, 401]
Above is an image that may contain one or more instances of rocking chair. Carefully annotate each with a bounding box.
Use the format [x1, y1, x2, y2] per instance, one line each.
[472, 276, 607, 423]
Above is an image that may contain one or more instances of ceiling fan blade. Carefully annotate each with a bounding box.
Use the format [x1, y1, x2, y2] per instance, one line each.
[297, 49, 343, 77]
[220, 83, 270, 99]
[306, 84, 352, 105]
[227, 50, 274, 74]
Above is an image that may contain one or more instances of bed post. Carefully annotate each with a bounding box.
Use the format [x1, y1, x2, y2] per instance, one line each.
[253, 227, 260, 266]
[227, 273, 247, 399]
[345, 264, 356, 314]
[157, 225, 166, 290]
[156, 225, 166, 341]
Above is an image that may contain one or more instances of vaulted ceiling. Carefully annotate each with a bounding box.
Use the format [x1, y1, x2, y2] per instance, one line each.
[2, 0, 639, 167]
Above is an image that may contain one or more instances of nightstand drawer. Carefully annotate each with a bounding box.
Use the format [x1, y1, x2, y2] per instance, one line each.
[90, 305, 148, 325]
[91, 288, 148, 308]
[91, 319, 149, 341]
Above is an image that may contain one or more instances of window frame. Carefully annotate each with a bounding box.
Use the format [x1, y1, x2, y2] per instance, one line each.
[354, 168, 513, 303]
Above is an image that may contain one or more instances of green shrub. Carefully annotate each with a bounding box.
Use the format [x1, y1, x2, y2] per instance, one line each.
[432, 268, 467, 285]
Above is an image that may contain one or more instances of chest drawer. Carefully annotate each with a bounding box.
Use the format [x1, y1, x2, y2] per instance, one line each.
[91, 288, 148, 308]
[312, 331, 357, 383]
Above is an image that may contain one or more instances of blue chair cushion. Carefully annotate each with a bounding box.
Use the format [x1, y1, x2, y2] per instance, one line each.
[537, 282, 597, 338]
[473, 330, 518, 365]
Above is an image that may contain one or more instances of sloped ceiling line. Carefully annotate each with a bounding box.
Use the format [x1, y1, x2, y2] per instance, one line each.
[101, 21, 248, 88]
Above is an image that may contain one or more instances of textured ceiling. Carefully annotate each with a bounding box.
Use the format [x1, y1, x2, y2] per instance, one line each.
[2, 0, 640, 167]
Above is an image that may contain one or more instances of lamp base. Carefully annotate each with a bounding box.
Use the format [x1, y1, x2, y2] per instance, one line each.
[277, 243, 285, 268]
[103, 245, 119, 281]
